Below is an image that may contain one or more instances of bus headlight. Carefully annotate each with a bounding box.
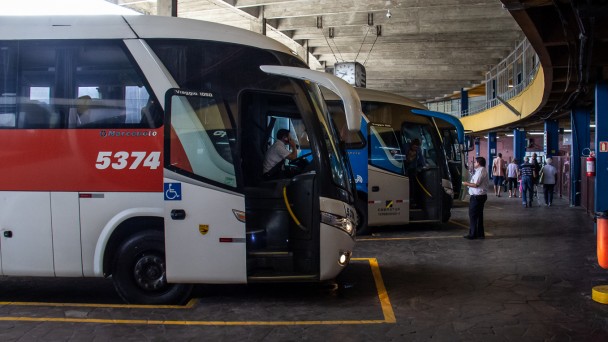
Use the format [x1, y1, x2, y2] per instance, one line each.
[321, 212, 355, 236]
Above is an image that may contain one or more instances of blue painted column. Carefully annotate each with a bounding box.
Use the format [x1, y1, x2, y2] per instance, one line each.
[460, 88, 469, 116]
[595, 82, 608, 213]
[544, 119, 559, 157]
[514, 128, 526, 163]
[488, 132, 497, 178]
[571, 107, 590, 206]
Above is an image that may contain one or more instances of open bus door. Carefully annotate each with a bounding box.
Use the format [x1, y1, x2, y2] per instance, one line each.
[163, 89, 247, 285]
[412, 109, 466, 200]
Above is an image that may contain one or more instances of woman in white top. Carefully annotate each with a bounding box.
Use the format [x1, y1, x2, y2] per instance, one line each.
[540, 157, 558, 206]
[462, 156, 490, 240]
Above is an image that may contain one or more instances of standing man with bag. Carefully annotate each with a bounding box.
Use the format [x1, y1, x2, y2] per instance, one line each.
[492, 153, 507, 197]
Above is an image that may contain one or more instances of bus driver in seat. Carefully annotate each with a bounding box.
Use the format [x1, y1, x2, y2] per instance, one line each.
[262, 129, 298, 179]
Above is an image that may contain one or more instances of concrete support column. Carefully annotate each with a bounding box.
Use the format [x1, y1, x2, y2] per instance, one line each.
[544, 119, 559, 157]
[514, 128, 526, 163]
[460, 88, 468, 116]
[488, 132, 497, 178]
[157, 0, 177, 17]
[570, 107, 590, 206]
[595, 82, 608, 213]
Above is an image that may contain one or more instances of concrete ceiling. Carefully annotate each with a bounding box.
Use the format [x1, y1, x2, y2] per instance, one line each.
[116, 0, 524, 102]
[500, 0, 608, 129]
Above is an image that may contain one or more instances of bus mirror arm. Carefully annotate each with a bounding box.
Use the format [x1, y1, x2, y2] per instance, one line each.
[259, 65, 362, 132]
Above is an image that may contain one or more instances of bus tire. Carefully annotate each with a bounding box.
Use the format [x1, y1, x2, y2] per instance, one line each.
[112, 230, 193, 305]
[355, 198, 370, 236]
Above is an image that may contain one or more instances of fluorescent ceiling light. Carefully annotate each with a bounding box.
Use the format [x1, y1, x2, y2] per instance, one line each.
[529, 132, 544, 135]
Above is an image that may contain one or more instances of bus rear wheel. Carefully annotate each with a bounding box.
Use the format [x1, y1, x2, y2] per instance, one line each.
[112, 230, 192, 305]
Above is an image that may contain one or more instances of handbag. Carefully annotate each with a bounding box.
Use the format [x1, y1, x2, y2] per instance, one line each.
[538, 169, 545, 184]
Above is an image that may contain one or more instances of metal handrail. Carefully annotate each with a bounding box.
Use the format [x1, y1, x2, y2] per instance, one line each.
[426, 38, 540, 118]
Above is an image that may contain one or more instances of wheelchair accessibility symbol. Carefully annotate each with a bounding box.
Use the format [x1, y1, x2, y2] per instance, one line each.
[164, 183, 182, 201]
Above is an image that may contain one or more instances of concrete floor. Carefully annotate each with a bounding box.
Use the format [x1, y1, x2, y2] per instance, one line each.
[1, 192, 608, 341]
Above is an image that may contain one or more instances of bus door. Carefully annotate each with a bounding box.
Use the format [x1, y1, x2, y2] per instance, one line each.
[439, 126, 464, 199]
[239, 90, 319, 278]
[401, 121, 444, 222]
[163, 89, 247, 284]
[412, 109, 466, 201]
[367, 123, 409, 226]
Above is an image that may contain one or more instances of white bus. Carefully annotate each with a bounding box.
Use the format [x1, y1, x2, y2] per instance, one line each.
[0, 15, 362, 304]
[325, 88, 461, 234]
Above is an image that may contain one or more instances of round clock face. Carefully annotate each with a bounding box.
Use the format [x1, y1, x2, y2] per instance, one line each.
[334, 63, 356, 84]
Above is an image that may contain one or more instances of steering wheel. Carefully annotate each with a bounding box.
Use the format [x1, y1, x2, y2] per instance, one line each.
[289, 152, 312, 165]
[286, 152, 312, 173]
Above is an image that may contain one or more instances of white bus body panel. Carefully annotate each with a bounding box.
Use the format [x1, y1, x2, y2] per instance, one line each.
[51, 192, 82, 276]
[80, 192, 161, 277]
[0, 16, 137, 40]
[367, 165, 409, 226]
[319, 197, 356, 280]
[0, 192, 54, 276]
[164, 178, 246, 284]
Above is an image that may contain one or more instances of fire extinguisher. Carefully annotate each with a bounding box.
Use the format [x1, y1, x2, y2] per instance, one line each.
[587, 153, 596, 177]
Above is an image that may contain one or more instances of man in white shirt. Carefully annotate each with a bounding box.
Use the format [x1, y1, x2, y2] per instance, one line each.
[462, 156, 490, 240]
[262, 129, 297, 179]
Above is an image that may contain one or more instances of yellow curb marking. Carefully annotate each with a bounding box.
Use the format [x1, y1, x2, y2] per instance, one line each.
[0, 258, 394, 326]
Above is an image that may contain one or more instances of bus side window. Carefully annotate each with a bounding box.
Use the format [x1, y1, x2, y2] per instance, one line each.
[18, 100, 53, 129]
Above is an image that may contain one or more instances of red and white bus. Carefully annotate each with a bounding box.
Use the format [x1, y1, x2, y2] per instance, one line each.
[0, 14, 361, 304]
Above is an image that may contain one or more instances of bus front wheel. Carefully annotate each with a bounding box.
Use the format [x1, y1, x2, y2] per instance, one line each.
[112, 230, 192, 305]
[355, 198, 370, 236]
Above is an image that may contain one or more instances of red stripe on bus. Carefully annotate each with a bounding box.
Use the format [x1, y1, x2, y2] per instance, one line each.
[0, 129, 163, 192]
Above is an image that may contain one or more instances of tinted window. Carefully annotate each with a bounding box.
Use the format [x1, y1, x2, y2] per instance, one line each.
[0, 40, 160, 129]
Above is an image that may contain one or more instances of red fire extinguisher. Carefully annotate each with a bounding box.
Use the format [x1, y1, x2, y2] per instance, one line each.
[587, 153, 596, 177]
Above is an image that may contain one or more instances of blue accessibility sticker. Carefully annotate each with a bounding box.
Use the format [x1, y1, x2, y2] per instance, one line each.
[164, 183, 182, 201]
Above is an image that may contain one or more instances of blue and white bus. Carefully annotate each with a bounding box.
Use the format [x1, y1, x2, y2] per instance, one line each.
[325, 88, 465, 234]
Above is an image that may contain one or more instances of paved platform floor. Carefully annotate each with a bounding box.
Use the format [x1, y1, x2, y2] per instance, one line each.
[1, 193, 608, 341]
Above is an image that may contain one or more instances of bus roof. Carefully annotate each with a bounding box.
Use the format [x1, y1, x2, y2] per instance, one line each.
[0, 15, 297, 58]
[323, 87, 427, 110]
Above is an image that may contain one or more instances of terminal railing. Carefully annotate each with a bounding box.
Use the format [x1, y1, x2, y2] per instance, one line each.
[426, 38, 540, 118]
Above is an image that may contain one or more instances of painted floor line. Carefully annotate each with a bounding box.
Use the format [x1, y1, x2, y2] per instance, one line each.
[0, 298, 199, 310]
[0, 258, 395, 326]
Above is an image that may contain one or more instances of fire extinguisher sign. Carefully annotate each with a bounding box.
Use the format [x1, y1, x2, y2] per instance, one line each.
[601, 141, 608, 153]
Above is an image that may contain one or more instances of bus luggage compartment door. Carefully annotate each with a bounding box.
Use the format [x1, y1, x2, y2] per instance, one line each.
[367, 166, 409, 226]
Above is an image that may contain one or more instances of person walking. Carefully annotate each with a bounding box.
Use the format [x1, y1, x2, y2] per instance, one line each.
[531, 153, 541, 198]
[540, 157, 558, 206]
[506, 158, 519, 198]
[492, 153, 507, 197]
[462, 156, 490, 240]
[520, 156, 536, 207]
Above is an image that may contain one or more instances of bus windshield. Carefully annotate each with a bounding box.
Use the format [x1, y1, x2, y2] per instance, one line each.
[147, 39, 353, 193]
[307, 83, 352, 191]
